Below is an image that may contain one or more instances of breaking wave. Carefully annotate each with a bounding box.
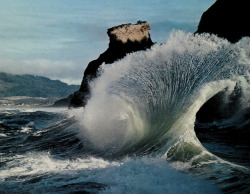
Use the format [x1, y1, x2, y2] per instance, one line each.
[71, 31, 249, 162]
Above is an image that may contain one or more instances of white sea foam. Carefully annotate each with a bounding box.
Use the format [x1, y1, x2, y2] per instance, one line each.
[0, 152, 120, 181]
[0, 153, 220, 193]
[94, 157, 221, 193]
[0, 107, 68, 113]
[0, 133, 7, 137]
[20, 122, 35, 133]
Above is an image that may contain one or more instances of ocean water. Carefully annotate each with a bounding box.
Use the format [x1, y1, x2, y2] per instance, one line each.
[0, 31, 249, 193]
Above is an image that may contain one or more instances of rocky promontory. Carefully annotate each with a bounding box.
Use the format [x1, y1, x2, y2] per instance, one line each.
[195, 0, 249, 43]
[67, 21, 154, 107]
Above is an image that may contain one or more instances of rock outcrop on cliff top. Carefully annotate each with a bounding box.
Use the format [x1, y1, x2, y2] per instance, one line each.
[195, 0, 249, 43]
[68, 21, 154, 108]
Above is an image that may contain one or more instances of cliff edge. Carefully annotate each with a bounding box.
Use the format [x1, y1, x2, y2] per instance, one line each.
[195, 0, 249, 43]
[68, 21, 154, 107]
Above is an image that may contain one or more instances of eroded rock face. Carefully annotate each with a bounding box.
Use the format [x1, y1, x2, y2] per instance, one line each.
[109, 21, 151, 43]
[69, 21, 154, 108]
[195, 0, 249, 43]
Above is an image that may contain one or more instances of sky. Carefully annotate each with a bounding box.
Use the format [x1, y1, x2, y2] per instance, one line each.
[0, 0, 216, 85]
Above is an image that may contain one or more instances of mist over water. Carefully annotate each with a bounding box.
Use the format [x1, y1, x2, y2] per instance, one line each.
[0, 31, 249, 193]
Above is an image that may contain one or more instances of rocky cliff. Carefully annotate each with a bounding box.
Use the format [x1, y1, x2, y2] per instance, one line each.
[68, 21, 154, 107]
[195, 0, 249, 43]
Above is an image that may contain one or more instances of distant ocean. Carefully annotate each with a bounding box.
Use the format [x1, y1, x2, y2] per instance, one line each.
[0, 32, 249, 193]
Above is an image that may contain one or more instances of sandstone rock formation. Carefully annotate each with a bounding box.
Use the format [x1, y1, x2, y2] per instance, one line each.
[195, 0, 249, 43]
[68, 21, 154, 107]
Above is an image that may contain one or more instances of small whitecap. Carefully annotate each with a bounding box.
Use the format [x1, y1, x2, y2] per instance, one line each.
[0, 133, 7, 137]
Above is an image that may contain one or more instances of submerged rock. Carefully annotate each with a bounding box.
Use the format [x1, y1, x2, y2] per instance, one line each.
[68, 21, 154, 108]
[195, 0, 249, 43]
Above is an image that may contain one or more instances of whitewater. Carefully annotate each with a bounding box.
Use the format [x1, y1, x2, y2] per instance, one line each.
[0, 31, 249, 193]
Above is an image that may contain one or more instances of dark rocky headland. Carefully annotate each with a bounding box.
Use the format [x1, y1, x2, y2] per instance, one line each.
[70, 21, 154, 108]
[54, 21, 154, 107]
[195, 0, 249, 43]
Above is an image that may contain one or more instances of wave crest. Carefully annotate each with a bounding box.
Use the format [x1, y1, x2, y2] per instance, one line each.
[71, 31, 249, 160]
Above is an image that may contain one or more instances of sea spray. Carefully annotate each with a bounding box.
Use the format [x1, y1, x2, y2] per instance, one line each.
[72, 31, 247, 159]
